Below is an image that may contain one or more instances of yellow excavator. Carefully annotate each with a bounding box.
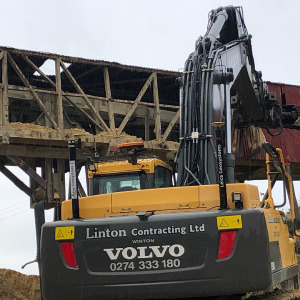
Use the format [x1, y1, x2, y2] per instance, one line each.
[39, 6, 300, 300]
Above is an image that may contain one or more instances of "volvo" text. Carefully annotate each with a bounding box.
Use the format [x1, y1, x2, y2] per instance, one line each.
[103, 244, 185, 260]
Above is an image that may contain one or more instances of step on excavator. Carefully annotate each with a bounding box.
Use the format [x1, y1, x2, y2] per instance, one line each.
[39, 6, 300, 299]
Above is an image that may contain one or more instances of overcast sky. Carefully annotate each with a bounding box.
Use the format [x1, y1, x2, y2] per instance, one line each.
[0, 0, 300, 275]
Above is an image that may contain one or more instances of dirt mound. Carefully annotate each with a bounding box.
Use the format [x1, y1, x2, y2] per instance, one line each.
[1, 268, 300, 300]
[0, 269, 40, 300]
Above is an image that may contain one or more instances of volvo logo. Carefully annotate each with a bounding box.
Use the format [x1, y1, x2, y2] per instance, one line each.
[103, 244, 185, 260]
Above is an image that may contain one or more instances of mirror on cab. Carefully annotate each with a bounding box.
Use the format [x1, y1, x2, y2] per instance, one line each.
[294, 218, 300, 236]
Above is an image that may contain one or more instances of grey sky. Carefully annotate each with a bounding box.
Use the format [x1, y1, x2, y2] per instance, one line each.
[0, 0, 299, 275]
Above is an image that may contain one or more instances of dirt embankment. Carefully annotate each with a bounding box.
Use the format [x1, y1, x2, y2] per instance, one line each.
[2, 268, 300, 300]
[0, 269, 40, 300]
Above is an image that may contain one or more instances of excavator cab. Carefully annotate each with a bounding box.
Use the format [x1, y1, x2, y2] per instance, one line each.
[88, 157, 173, 196]
[86, 141, 173, 196]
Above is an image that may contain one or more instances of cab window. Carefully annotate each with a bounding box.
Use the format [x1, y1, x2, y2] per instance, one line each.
[154, 166, 172, 188]
[92, 173, 141, 195]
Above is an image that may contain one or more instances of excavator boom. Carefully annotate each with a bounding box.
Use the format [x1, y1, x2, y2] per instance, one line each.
[176, 6, 299, 187]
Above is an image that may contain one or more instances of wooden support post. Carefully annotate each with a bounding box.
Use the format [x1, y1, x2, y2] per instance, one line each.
[52, 159, 66, 202]
[118, 72, 155, 135]
[145, 108, 150, 141]
[103, 67, 116, 135]
[44, 94, 52, 128]
[55, 58, 64, 129]
[27, 158, 39, 207]
[60, 60, 111, 134]
[161, 109, 180, 142]
[93, 99, 101, 134]
[1, 51, 9, 143]
[7, 53, 61, 133]
[153, 73, 162, 142]
[45, 158, 54, 203]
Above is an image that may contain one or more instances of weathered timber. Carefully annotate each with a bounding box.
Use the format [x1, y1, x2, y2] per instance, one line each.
[0, 47, 182, 207]
[162, 109, 180, 143]
[0, 161, 32, 196]
[7, 53, 61, 133]
[7, 86, 178, 124]
[103, 67, 116, 135]
[6, 155, 47, 190]
[117, 72, 155, 135]
[153, 73, 162, 141]
[1, 51, 9, 143]
[55, 58, 64, 129]
[60, 60, 111, 134]
[21, 56, 103, 130]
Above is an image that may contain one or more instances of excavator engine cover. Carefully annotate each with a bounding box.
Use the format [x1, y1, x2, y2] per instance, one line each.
[41, 209, 271, 299]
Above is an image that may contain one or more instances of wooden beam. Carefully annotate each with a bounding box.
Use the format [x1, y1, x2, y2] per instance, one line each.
[7, 89, 178, 137]
[55, 58, 64, 129]
[8, 84, 179, 109]
[145, 108, 150, 141]
[103, 67, 116, 134]
[44, 158, 54, 202]
[62, 97, 103, 130]
[44, 94, 52, 128]
[60, 60, 112, 134]
[153, 73, 162, 141]
[110, 75, 176, 86]
[118, 72, 155, 135]
[28, 158, 39, 206]
[75, 65, 101, 80]
[161, 109, 180, 142]
[6, 155, 47, 190]
[52, 159, 66, 201]
[23, 55, 56, 87]
[1, 51, 9, 143]
[21, 56, 104, 131]
[0, 144, 69, 159]
[7, 53, 61, 133]
[25, 56, 63, 129]
[8, 86, 178, 125]
[0, 161, 32, 196]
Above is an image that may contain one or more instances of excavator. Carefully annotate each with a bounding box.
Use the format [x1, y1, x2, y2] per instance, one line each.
[40, 6, 300, 299]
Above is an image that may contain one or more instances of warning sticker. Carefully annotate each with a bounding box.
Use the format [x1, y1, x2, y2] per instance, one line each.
[55, 226, 75, 240]
[217, 215, 242, 230]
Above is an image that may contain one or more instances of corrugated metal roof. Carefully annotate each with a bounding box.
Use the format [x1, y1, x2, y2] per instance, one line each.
[265, 81, 300, 88]
[0, 46, 181, 76]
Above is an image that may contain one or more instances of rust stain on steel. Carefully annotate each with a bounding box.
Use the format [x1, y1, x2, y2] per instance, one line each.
[266, 82, 300, 163]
